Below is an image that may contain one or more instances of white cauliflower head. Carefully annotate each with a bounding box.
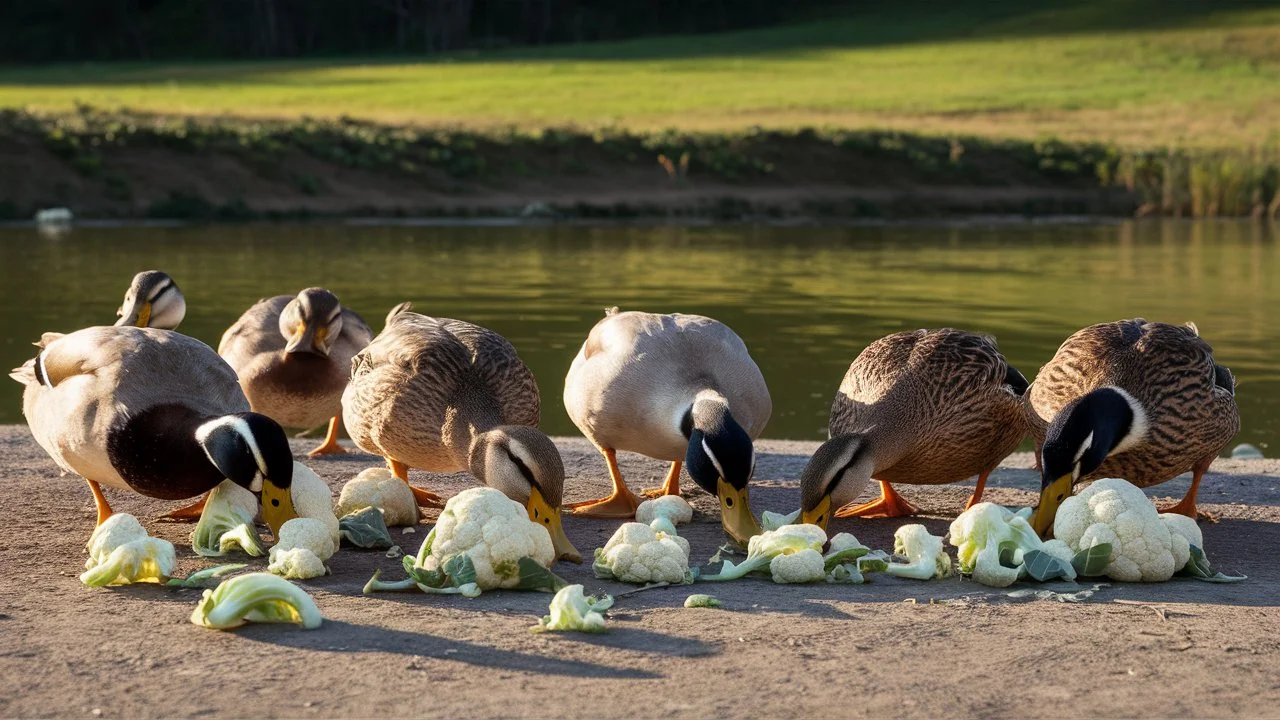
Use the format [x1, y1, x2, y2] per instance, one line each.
[421, 487, 555, 590]
[336, 467, 419, 527]
[1053, 478, 1183, 582]
[273, 517, 337, 561]
[635, 495, 694, 526]
[593, 521, 693, 585]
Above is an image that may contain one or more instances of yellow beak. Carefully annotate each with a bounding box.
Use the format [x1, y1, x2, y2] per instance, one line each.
[527, 486, 581, 563]
[717, 477, 763, 548]
[1030, 473, 1074, 538]
[261, 478, 299, 537]
[801, 493, 833, 531]
[134, 302, 152, 328]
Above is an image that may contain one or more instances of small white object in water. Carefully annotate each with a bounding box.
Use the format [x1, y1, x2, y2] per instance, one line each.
[34, 207, 73, 225]
[1231, 443, 1264, 460]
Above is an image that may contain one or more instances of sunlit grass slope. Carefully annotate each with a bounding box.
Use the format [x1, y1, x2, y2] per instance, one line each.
[1, 0, 1278, 147]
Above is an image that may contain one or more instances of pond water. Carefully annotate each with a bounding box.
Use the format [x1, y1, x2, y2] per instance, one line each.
[2, 220, 1276, 451]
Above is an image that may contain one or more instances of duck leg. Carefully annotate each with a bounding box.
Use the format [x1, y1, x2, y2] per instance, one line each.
[1158, 457, 1217, 522]
[307, 416, 348, 457]
[965, 470, 993, 510]
[835, 480, 918, 519]
[387, 457, 444, 509]
[568, 448, 641, 518]
[157, 493, 208, 522]
[87, 479, 114, 527]
[641, 460, 683, 498]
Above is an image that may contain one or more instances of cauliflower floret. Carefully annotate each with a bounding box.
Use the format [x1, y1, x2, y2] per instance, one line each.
[290, 463, 340, 550]
[887, 524, 953, 580]
[1052, 478, 1185, 582]
[1160, 513, 1202, 572]
[532, 584, 613, 633]
[268, 548, 327, 580]
[700, 523, 827, 582]
[273, 517, 337, 560]
[769, 548, 826, 584]
[419, 487, 555, 590]
[593, 522, 692, 584]
[635, 495, 694, 526]
[827, 532, 865, 554]
[949, 503, 1076, 587]
[336, 468, 419, 527]
[81, 514, 176, 587]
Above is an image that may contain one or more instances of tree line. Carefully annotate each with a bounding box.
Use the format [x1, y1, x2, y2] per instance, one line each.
[1, 0, 841, 62]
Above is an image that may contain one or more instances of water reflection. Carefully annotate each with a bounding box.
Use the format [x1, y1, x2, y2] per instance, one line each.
[2, 220, 1275, 449]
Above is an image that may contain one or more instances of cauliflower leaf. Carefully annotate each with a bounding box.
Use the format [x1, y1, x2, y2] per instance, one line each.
[886, 524, 953, 581]
[81, 514, 177, 587]
[190, 572, 322, 630]
[191, 480, 265, 558]
[532, 585, 614, 633]
[338, 506, 396, 549]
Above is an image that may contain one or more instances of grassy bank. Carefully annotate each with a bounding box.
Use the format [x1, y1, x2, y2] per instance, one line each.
[2, 1, 1279, 148]
[1, 107, 1277, 221]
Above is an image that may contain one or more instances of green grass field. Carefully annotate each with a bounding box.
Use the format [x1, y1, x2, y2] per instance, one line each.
[2, 1, 1279, 148]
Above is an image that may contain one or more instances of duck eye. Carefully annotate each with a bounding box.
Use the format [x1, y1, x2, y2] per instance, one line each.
[271, 498, 280, 507]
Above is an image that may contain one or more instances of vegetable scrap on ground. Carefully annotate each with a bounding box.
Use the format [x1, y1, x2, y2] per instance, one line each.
[2, 431, 1276, 718]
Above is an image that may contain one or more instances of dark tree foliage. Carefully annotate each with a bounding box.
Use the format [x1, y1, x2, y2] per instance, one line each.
[0, 0, 842, 62]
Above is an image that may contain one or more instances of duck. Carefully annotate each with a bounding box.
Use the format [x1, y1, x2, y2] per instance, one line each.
[218, 288, 372, 458]
[115, 270, 186, 329]
[341, 303, 579, 562]
[1027, 319, 1239, 534]
[799, 328, 1030, 528]
[562, 308, 771, 547]
[9, 326, 300, 533]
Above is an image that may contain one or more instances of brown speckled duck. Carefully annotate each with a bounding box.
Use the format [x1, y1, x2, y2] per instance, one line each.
[800, 328, 1030, 528]
[218, 287, 372, 457]
[341, 303, 579, 562]
[1027, 319, 1239, 534]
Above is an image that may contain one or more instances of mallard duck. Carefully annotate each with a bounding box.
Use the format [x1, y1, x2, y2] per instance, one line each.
[218, 288, 372, 458]
[9, 326, 299, 532]
[1028, 319, 1239, 534]
[798, 328, 1029, 528]
[563, 308, 771, 546]
[341, 303, 579, 562]
[115, 270, 185, 329]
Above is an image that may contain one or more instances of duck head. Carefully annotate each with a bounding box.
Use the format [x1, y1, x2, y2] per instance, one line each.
[471, 426, 581, 563]
[116, 271, 185, 330]
[196, 413, 298, 535]
[799, 434, 873, 531]
[1031, 386, 1148, 536]
[281, 288, 344, 357]
[684, 394, 762, 548]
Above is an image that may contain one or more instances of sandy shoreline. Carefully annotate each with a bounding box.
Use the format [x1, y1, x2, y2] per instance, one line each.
[1, 425, 1276, 718]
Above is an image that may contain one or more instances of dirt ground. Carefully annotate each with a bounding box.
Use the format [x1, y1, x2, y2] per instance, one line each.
[1, 425, 1277, 719]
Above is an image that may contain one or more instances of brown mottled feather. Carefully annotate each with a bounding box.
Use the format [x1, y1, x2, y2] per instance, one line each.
[1027, 319, 1239, 487]
[342, 311, 540, 472]
[830, 328, 1028, 485]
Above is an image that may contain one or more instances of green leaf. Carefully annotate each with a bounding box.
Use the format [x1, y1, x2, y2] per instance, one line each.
[1022, 550, 1076, 582]
[1071, 543, 1113, 577]
[513, 557, 570, 593]
[338, 507, 396, 549]
[402, 554, 445, 588]
[166, 563, 247, 588]
[822, 546, 870, 573]
[1178, 546, 1247, 583]
[442, 554, 478, 588]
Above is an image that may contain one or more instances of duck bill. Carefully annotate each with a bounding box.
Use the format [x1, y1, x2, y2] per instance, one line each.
[527, 487, 581, 563]
[1031, 473, 1073, 538]
[117, 300, 152, 328]
[801, 494, 833, 531]
[261, 478, 299, 536]
[717, 477, 763, 548]
[285, 323, 329, 356]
